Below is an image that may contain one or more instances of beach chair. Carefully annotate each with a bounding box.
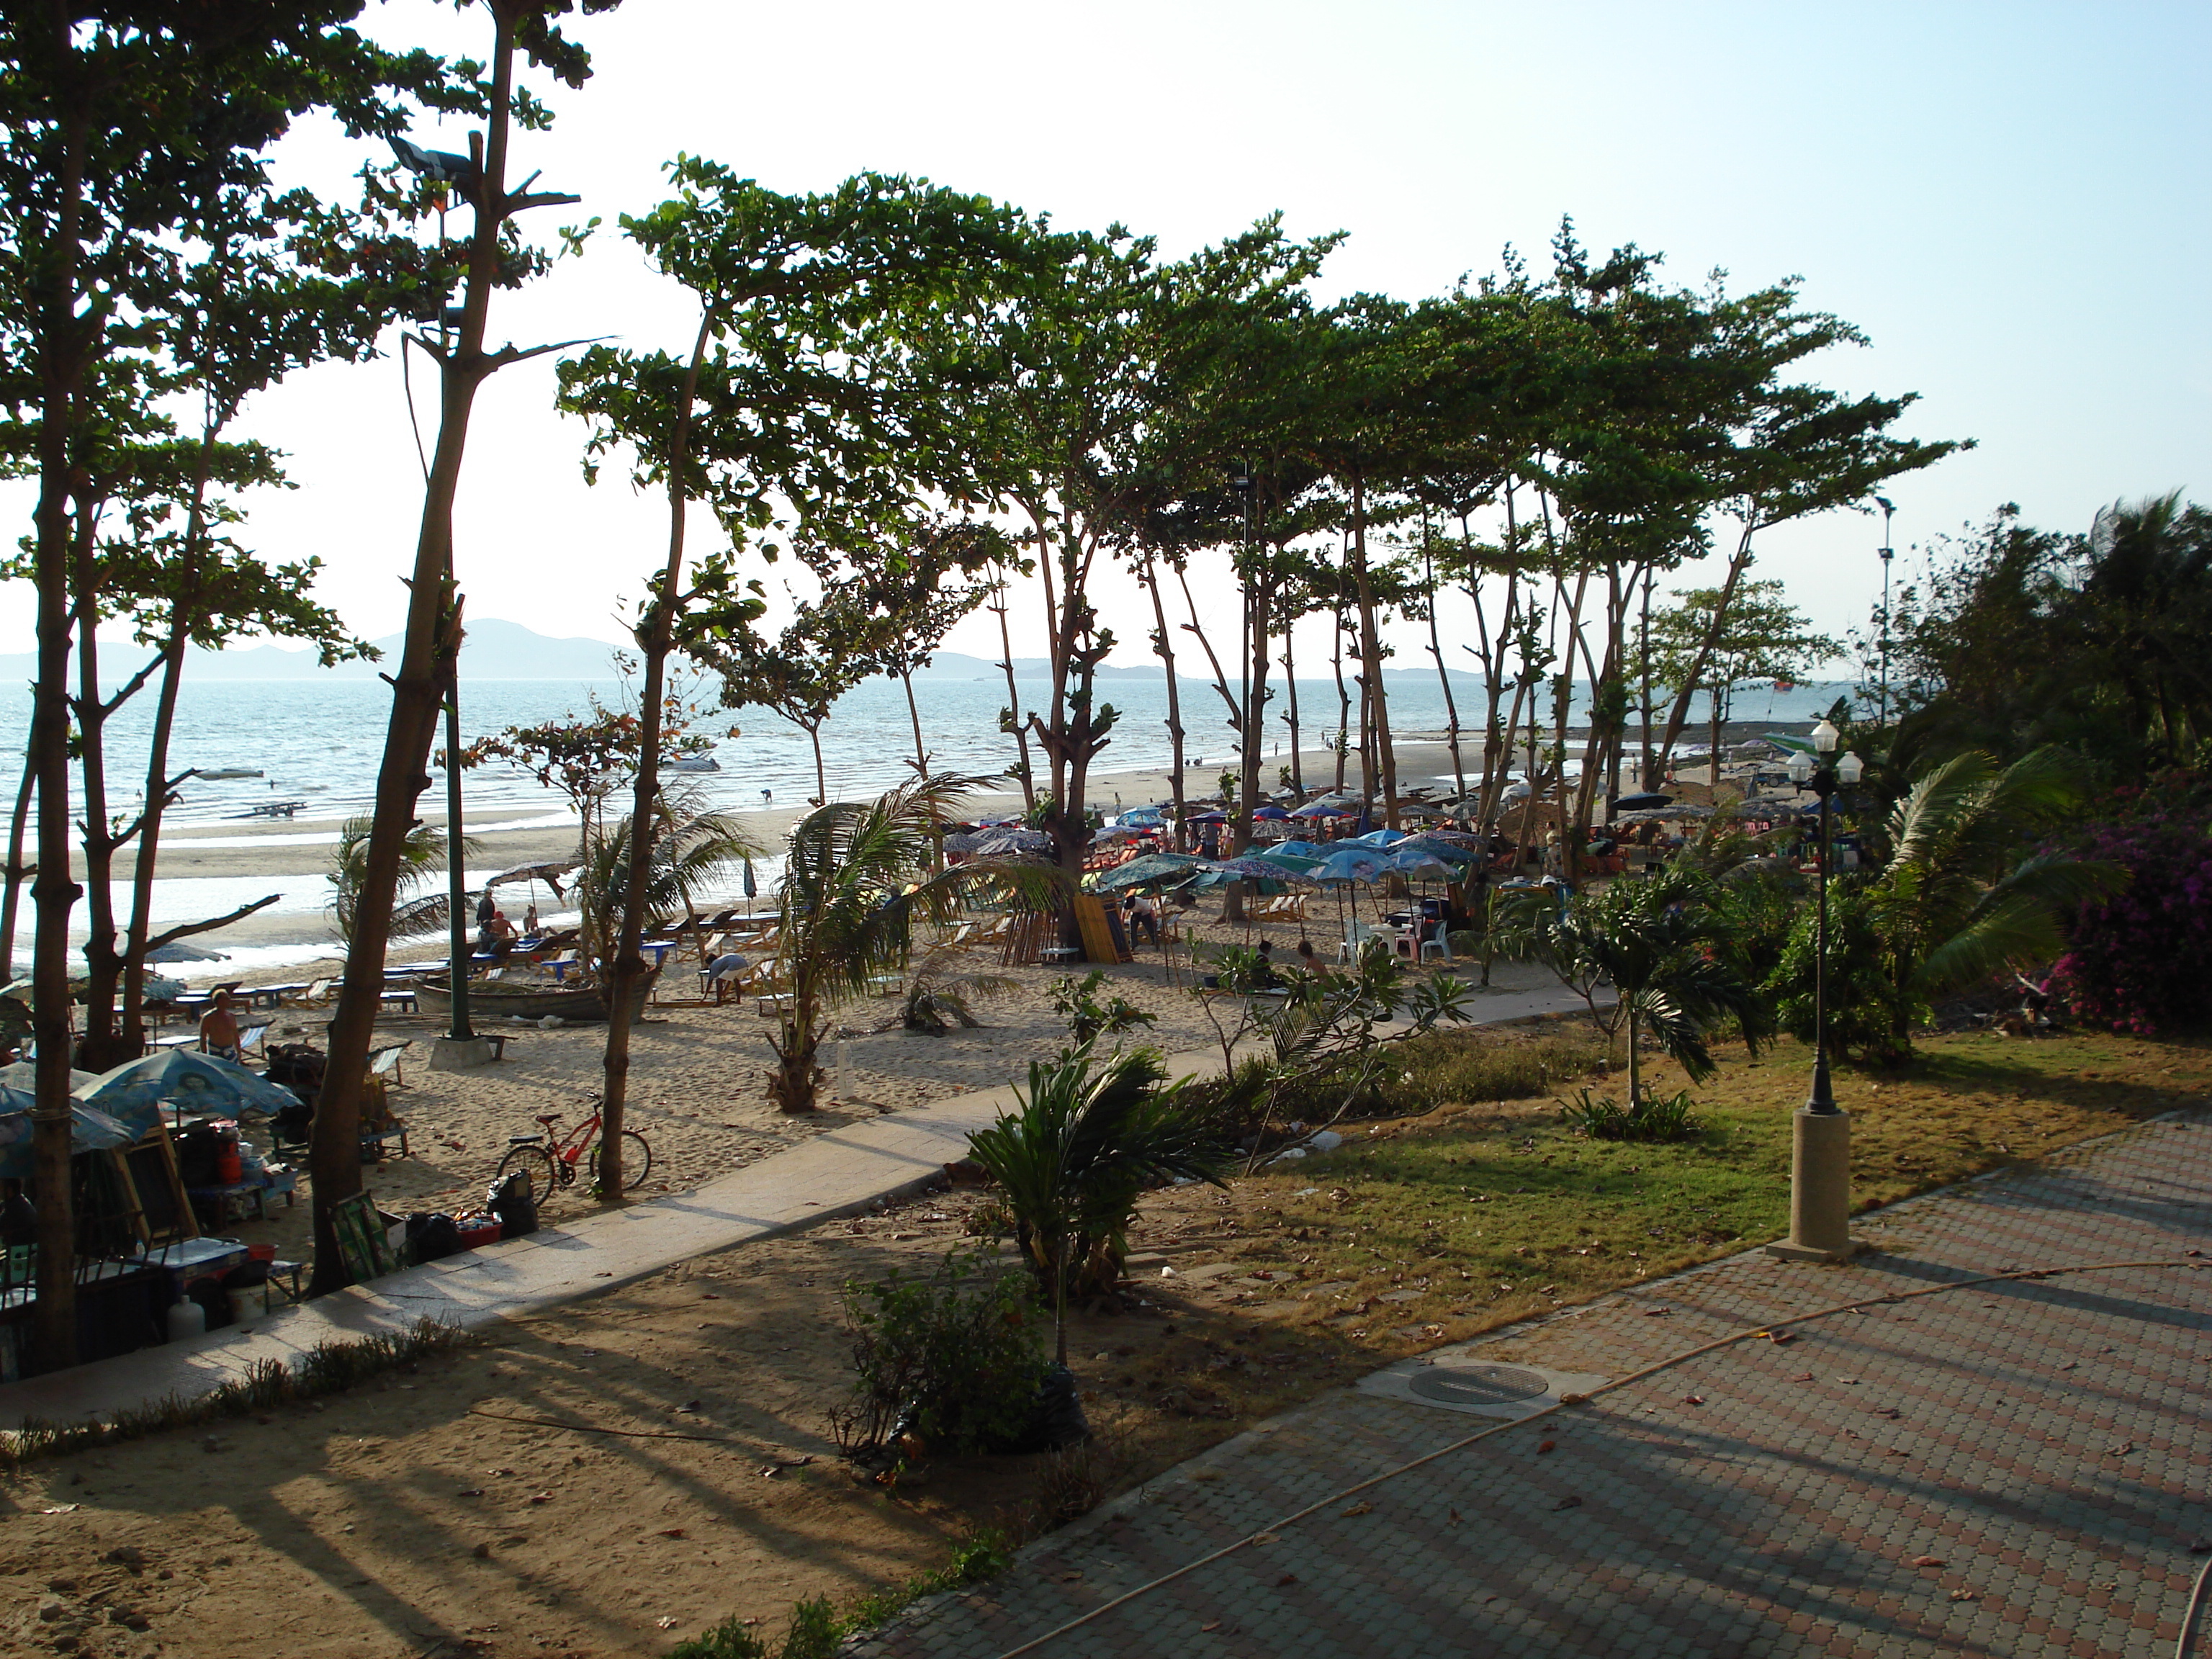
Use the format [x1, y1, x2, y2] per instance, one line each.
[280, 977, 337, 1009]
[1337, 921, 1377, 964]
[367, 1040, 413, 1089]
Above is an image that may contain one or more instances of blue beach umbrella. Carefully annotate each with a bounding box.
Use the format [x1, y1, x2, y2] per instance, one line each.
[1349, 827, 1408, 848]
[78, 1050, 302, 1134]
[0, 1092, 138, 1181]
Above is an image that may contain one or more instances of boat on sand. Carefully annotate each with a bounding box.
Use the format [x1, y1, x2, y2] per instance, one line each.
[411, 972, 654, 1024]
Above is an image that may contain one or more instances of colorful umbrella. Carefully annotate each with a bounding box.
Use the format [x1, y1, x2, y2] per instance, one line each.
[0, 1094, 138, 1181]
[77, 1050, 302, 1134]
[1208, 855, 1320, 886]
[1349, 827, 1409, 848]
[1095, 852, 1207, 891]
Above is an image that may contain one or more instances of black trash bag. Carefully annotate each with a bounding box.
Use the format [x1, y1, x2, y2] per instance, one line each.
[485, 1171, 538, 1238]
[405, 1211, 464, 1263]
[987, 1363, 1091, 1455]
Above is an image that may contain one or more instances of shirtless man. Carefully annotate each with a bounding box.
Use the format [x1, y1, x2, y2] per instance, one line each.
[199, 990, 243, 1061]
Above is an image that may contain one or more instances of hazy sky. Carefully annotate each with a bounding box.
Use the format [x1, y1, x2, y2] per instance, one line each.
[12, 0, 2208, 676]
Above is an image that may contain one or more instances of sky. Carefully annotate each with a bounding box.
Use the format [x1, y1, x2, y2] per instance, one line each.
[10, 0, 2208, 676]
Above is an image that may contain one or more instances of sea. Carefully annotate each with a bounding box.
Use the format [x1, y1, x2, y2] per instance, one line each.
[0, 670, 1856, 976]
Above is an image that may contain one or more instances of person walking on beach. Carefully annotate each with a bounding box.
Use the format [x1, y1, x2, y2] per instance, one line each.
[1123, 890, 1161, 947]
[199, 991, 243, 1062]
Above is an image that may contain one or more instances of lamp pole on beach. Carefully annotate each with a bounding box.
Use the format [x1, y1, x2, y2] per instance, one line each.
[1770, 717, 1865, 1262]
[1875, 496, 1895, 727]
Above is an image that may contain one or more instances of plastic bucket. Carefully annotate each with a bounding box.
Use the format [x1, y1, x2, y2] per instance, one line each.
[225, 1285, 268, 1323]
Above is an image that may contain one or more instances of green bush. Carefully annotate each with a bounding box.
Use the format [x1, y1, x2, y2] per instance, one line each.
[1384, 1028, 1613, 1113]
[834, 1246, 1048, 1456]
[1557, 1084, 1703, 1142]
[668, 1619, 765, 1659]
[1765, 882, 1918, 1064]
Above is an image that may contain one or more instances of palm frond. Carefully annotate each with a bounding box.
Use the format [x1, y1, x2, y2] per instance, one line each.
[1912, 891, 2069, 996]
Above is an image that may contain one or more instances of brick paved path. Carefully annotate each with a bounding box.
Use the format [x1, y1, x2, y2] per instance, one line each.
[855, 1110, 2212, 1659]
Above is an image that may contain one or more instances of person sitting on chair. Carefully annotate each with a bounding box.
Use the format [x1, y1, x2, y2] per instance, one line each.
[199, 990, 244, 1062]
[479, 909, 518, 960]
[1251, 939, 1282, 989]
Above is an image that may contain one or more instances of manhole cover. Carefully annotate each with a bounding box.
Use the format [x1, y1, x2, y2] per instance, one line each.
[1408, 1363, 1550, 1406]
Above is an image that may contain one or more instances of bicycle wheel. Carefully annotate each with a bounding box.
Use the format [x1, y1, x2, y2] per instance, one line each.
[588, 1129, 653, 1193]
[494, 1143, 559, 1207]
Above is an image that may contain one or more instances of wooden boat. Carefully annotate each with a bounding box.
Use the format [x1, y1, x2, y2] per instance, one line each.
[411, 971, 654, 1025]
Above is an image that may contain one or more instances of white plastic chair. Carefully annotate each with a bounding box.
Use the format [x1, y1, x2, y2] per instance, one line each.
[1336, 921, 1376, 963]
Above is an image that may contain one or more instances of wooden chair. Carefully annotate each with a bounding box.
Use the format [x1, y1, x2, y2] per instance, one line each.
[367, 1040, 413, 1089]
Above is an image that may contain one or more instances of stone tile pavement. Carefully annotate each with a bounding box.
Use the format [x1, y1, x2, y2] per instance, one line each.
[853, 1108, 2212, 1659]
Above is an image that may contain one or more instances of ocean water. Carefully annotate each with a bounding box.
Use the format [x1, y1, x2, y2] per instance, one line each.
[0, 669, 1853, 971]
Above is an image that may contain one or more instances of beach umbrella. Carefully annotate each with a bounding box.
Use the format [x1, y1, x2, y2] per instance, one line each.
[1095, 852, 1206, 891]
[1249, 848, 1326, 878]
[77, 1050, 301, 1134]
[143, 940, 229, 965]
[1209, 855, 1320, 886]
[1114, 806, 1166, 826]
[971, 827, 1053, 856]
[1272, 839, 1328, 858]
[1349, 827, 1408, 848]
[1289, 797, 1358, 819]
[1311, 848, 1385, 884]
[0, 1094, 137, 1181]
[1609, 792, 1673, 814]
[1251, 805, 1291, 822]
[0, 1061, 97, 1092]
[1385, 848, 1454, 881]
[487, 860, 577, 897]
[1397, 834, 1480, 867]
[742, 857, 757, 899]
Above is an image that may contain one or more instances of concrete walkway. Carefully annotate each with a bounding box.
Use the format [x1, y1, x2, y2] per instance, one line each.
[0, 980, 1593, 1427]
[853, 1107, 2212, 1659]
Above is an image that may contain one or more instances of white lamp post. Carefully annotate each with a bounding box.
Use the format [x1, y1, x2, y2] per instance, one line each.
[1769, 718, 1867, 1262]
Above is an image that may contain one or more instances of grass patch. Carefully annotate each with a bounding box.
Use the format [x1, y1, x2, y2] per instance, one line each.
[1382, 1022, 1615, 1115]
[671, 1529, 1016, 1658]
[1136, 1025, 2212, 1352]
[0, 1317, 469, 1468]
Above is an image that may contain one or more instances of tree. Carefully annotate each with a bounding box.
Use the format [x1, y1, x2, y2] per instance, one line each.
[329, 816, 480, 949]
[1647, 579, 1839, 796]
[313, 0, 611, 1296]
[766, 777, 1060, 1115]
[1501, 863, 1768, 1105]
[0, 2, 475, 1352]
[557, 160, 1025, 1195]
[966, 1042, 1236, 1361]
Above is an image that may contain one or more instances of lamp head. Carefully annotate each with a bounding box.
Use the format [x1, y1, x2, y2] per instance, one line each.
[1875, 496, 1894, 515]
[1787, 752, 1814, 785]
[1811, 717, 1840, 754]
[1836, 751, 1864, 786]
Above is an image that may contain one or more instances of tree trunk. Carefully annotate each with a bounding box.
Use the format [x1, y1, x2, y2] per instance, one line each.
[69, 508, 130, 1070]
[989, 573, 1035, 812]
[1, 715, 36, 981]
[1347, 470, 1400, 828]
[1139, 551, 1188, 850]
[601, 310, 714, 1186]
[1422, 537, 1465, 804]
[899, 667, 928, 778]
[1650, 525, 1757, 782]
[1278, 590, 1303, 796]
[1329, 598, 1351, 795]
[120, 623, 190, 1053]
[311, 12, 521, 1295]
[30, 63, 92, 1371]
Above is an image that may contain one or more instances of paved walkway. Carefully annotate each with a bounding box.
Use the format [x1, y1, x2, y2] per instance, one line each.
[0, 980, 1592, 1426]
[854, 1107, 2212, 1659]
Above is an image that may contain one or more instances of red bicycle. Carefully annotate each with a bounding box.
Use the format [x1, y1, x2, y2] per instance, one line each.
[496, 1092, 652, 1199]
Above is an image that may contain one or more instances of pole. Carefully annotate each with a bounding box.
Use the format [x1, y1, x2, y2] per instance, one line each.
[1876, 498, 1894, 729]
[1807, 781, 1835, 1115]
[442, 673, 474, 1043]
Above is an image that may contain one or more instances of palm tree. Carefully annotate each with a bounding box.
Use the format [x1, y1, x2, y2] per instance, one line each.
[328, 816, 481, 948]
[769, 775, 1063, 1113]
[1501, 863, 1767, 1105]
[1861, 747, 2126, 1046]
[966, 1040, 1236, 1362]
[572, 789, 754, 980]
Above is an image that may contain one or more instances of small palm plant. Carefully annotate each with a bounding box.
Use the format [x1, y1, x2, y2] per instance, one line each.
[572, 788, 755, 979]
[1859, 747, 2125, 1048]
[900, 946, 1018, 1035]
[328, 815, 482, 948]
[1500, 863, 1766, 1105]
[770, 775, 1063, 1112]
[966, 1040, 1237, 1362]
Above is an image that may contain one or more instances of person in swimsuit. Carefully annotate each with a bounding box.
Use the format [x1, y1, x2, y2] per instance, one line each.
[199, 990, 243, 1062]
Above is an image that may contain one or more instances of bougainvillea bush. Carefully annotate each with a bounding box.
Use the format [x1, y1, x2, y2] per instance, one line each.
[2051, 774, 2212, 1034]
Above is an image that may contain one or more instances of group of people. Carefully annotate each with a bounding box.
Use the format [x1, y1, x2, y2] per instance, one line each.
[472, 893, 540, 959]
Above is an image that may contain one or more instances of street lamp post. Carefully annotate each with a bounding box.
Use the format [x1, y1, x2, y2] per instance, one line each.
[1768, 716, 1866, 1262]
[1875, 496, 1895, 727]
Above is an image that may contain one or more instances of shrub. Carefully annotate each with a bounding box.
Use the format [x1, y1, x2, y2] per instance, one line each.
[1048, 969, 1157, 1046]
[669, 1619, 765, 1659]
[1764, 881, 1918, 1064]
[1385, 1028, 1614, 1112]
[2052, 809, 2212, 1034]
[832, 1246, 1048, 1457]
[1557, 1085, 1703, 1142]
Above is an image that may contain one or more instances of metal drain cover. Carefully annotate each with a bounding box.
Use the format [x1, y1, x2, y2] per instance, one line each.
[1408, 1363, 1550, 1406]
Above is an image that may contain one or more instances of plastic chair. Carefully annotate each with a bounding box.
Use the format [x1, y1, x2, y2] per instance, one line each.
[1336, 921, 1376, 963]
[1419, 929, 1452, 964]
